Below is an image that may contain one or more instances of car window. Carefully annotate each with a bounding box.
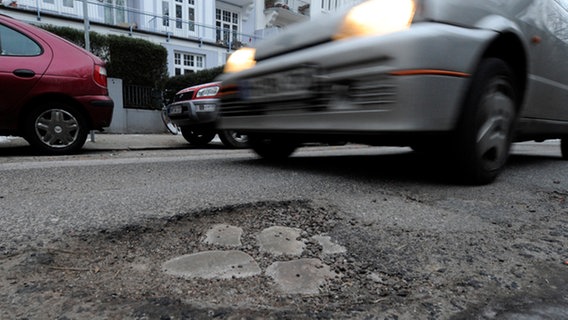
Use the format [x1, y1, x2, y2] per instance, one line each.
[0, 24, 42, 56]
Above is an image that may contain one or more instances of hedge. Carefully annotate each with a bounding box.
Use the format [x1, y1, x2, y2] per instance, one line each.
[106, 34, 168, 87]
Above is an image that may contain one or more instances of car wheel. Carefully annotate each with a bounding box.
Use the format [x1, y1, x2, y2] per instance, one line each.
[455, 58, 518, 185]
[249, 135, 298, 160]
[561, 138, 568, 160]
[218, 130, 249, 148]
[25, 102, 88, 155]
[180, 126, 216, 145]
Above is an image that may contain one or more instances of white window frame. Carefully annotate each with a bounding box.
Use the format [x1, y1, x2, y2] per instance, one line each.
[215, 8, 239, 45]
[173, 51, 205, 76]
[104, 0, 127, 26]
[40, 0, 76, 16]
[169, 0, 196, 32]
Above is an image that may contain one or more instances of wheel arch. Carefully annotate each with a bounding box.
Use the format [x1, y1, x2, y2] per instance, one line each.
[478, 32, 528, 108]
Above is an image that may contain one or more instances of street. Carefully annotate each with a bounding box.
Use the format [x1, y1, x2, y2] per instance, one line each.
[0, 135, 567, 319]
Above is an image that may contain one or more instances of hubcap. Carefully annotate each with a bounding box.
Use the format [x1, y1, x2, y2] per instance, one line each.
[35, 109, 80, 148]
[476, 79, 515, 171]
[231, 131, 248, 144]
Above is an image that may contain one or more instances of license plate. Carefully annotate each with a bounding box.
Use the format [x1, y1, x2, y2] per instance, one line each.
[245, 67, 316, 100]
[197, 104, 216, 112]
[169, 105, 182, 115]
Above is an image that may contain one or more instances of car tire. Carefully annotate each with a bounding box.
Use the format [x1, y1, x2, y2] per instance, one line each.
[180, 126, 216, 146]
[561, 138, 568, 160]
[249, 135, 298, 160]
[218, 130, 249, 148]
[25, 102, 88, 155]
[454, 58, 518, 185]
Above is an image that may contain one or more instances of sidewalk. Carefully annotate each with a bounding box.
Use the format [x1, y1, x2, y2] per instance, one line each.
[0, 133, 198, 151]
[84, 133, 191, 150]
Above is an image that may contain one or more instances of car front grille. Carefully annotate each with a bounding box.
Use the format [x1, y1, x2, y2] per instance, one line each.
[349, 78, 397, 107]
[174, 91, 195, 102]
[221, 76, 396, 117]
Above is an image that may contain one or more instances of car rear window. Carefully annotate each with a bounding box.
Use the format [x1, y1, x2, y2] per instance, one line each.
[0, 24, 42, 56]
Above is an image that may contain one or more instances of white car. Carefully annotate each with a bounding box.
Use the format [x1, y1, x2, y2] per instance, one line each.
[218, 0, 568, 184]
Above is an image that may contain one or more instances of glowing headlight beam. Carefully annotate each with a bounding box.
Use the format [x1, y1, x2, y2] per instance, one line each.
[224, 48, 257, 73]
[334, 0, 416, 40]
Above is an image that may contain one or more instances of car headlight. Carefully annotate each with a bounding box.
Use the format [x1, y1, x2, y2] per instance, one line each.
[224, 48, 257, 73]
[333, 0, 416, 40]
[196, 86, 220, 98]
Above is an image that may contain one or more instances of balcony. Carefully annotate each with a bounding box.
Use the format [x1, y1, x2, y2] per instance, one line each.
[264, 0, 309, 28]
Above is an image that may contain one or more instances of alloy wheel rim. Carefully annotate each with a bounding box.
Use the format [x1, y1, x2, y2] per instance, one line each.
[476, 79, 515, 172]
[231, 131, 248, 144]
[35, 109, 80, 148]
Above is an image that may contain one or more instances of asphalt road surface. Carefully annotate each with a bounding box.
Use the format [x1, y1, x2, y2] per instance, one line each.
[0, 137, 567, 319]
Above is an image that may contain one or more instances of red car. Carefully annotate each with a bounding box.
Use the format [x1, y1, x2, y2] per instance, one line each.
[0, 14, 113, 154]
[166, 81, 247, 148]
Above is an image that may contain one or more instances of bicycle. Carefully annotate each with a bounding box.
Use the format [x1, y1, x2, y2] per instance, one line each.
[158, 89, 180, 135]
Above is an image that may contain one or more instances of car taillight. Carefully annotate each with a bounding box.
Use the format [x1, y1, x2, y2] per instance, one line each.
[94, 65, 108, 88]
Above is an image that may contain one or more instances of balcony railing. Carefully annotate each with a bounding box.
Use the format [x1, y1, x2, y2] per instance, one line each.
[265, 0, 310, 16]
[2, 0, 260, 48]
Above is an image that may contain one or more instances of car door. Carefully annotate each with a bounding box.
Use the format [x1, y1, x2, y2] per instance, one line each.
[0, 21, 52, 130]
[520, 0, 568, 121]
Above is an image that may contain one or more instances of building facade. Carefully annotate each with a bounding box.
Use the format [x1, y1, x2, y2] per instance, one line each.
[1, 0, 359, 76]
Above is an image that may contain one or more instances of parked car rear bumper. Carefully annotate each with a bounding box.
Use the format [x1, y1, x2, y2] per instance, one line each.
[79, 96, 114, 129]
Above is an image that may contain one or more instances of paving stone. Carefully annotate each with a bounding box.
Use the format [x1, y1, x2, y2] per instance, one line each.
[312, 234, 346, 256]
[266, 259, 337, 295]
[162, 250, 261, 280]
[204, 224, 243, 247]
[258, 226, 305, 256]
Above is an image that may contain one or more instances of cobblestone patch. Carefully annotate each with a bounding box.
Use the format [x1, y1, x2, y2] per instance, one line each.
[203, 223, 243, 247]
[266, 258, 338, 295]
[162, 250, 261, 279]
[257, 226, 305, 256]
[163, 223, 345, 294]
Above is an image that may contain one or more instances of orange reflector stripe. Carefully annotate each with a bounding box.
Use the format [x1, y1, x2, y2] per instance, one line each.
[390, 69, 470, 77]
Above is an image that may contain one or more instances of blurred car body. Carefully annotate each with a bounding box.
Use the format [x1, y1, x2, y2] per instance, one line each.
[166, 81, 247, 148]
[218, 0, 568, 184]
[0, 14, 113, 154]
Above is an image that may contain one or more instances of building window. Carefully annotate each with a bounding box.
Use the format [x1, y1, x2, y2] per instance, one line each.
[62, 0, 73, 8]
[322, 0, 342, 11]
[174, 52, 204, 75]
[216, 8, 239, 45]
[162, 1, 170, 27]
[166, 0, 195, 31]
[104, 0, 126, 25]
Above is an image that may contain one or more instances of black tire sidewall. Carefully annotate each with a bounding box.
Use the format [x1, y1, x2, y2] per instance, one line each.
[455, 58, 518, 184]
[25, 102, 88, 155]
[218, 130, 248, 149]
[561, 138, 568, 160]
[180, 126, 216, 145]
[249, 135, 297, 160]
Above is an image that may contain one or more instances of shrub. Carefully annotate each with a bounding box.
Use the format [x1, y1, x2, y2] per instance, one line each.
[106, 35, 168, 87]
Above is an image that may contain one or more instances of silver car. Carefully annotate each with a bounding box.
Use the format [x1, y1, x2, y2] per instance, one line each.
[218, 0, 568, 184]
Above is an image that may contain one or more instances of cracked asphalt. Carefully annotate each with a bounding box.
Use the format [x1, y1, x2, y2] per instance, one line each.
[0, 134, 567, 319]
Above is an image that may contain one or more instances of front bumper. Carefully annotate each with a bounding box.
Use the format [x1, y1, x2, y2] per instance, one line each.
[166, 98, 219, 127]
[219, 22, 497, 135]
